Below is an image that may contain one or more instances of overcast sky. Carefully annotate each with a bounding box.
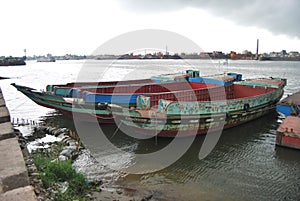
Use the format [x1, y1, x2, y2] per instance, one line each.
[1, 0, 299, 56]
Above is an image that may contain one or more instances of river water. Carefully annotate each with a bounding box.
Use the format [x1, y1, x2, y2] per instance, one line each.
[0, 59, 299, 200]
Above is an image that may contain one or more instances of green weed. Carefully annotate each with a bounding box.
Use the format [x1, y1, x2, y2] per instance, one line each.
[33, 147, 89, 200]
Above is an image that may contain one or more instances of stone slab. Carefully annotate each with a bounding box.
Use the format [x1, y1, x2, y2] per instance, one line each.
[0, 138, 29, 193]
[0, 106, 10, 124]
[0, 186, 36, 201]
[0, 122, 15, 141]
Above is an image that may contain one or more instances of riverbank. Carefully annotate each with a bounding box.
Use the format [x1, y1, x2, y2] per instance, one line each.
[17, 124, 154, 201]
[0, 86, 147, 200]
[0, 87, 36, 200]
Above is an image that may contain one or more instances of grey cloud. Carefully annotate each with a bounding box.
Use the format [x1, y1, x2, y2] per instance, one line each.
[119, 0, 300, 38]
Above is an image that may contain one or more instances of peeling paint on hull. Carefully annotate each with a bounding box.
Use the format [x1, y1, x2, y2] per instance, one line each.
[117, 104, 277, 137]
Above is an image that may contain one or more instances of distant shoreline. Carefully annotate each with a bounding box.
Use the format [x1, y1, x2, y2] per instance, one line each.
[25, 57, 300, 61]
[2, 55, 300, 63]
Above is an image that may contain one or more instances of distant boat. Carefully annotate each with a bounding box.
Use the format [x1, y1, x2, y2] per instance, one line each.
[276, 91, 300, 116]
[259, 56, 271, 61]
[37, 57, 56, 62]
[0, 57, 26, 66]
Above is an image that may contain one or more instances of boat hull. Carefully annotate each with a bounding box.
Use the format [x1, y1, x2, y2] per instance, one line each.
[276, 104, 298, 116]
[276, 91, 300, 116]
[115, 103, 279, 137]
[12, 76, 286, 137]
[113, 79, 285, 137]
[11, 84, 114, 123]
[276, 116, 300, 150]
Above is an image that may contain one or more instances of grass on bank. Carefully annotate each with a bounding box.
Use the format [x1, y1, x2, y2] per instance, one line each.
[32, 143, 93, 200]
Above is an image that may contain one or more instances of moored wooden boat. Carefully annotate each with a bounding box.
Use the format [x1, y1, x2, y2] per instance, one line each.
[113, 77, 286, 137]
[11, 84, 114, 123]
[276, 91, 300, 116]
[12, 69, 286, 137]
[46, 70, 241, 106]
[11, 70, 225, 123]
[276, 116, 300, 150]
[45, 71, 193, 96]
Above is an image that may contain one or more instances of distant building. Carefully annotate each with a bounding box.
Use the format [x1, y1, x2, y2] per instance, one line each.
[281, 50, 287, 56]
[289, 51, 299, 57]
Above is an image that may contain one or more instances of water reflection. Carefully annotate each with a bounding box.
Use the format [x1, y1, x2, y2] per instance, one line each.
[39, 111, 76, 129]
[275, 146, 300, 161]
[116, 111, 300, 201]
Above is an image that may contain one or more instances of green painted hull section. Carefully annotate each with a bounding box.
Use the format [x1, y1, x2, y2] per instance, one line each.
[12, 84, 111, 116]
[162, 89, 283, 115]
[113, 78, 286, 137]
[118, 105, 277, 137]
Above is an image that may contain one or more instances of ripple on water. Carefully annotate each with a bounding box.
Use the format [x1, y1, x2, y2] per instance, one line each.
[73, 149, 125, 182]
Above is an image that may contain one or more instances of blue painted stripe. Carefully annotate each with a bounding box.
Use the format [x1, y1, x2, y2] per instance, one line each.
[84, 93, 140, 104]
[276, 105, 292, 116]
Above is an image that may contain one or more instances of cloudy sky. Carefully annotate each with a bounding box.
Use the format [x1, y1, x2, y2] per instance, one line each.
[1, 0, 299, 56]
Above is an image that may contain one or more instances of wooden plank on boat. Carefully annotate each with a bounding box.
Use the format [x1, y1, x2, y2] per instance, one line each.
[280, 91, 300, 105]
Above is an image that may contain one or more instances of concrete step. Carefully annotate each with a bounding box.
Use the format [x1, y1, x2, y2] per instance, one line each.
[0, 87, 37, 200]
[0, 137, 29, 193]
[0, 186, 37, 201]
[0, 122, 15, 141]
[0, 107, 10, 124]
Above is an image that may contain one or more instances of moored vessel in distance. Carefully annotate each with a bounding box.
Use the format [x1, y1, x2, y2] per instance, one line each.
[0, 57, 26, 66]
[37, 57, 56, 62]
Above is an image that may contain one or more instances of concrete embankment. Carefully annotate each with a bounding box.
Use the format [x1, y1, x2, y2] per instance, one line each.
[0, 87, 36, 200]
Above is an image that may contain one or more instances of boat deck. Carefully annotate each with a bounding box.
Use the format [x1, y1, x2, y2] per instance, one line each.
[277, 116, 300, 134]
[241, 78, 285, 88]
[276, 116, 300, 149]
[280, 91, 300, 105]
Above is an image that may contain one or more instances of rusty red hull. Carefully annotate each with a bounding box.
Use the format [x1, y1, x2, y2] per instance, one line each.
[276, 116, 300, 150]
